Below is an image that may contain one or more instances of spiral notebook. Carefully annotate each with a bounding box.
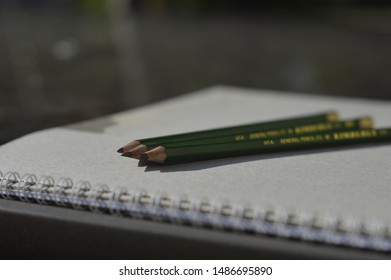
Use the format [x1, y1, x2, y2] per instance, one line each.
[1, 86, 391, 254]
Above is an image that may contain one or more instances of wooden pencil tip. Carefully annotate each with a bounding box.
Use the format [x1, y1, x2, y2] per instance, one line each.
[121, 140, 141, 153]
[143, 146, 167, 164]
[117, 148, 124, 153]
[129, 145, 148, 158]
[121, 152, 133, 158]
[138, 154, 149, 166]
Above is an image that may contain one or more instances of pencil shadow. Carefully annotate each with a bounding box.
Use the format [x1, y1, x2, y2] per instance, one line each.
[143, 142, 391, 173]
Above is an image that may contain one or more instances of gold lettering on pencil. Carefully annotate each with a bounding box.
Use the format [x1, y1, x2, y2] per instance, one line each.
[299, 136, 314, 141]
[280, 134, 324, 144]
[250, 129, 286, 140]
[250, 132, 266, 139]
[333, 130, 377, 140]
[294, 123, 333, 134]
[265, 129, 285, 137]
[325, 134, 331, 140]
[235, 135, 245, 141]
[263, 140, 275, 145]
[280, 137, 300, 144]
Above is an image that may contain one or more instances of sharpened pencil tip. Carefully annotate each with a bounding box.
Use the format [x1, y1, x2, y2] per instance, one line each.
[121, 152, 133, 158]
[117, 148, 124, 153]
[138, 154, 149, 166]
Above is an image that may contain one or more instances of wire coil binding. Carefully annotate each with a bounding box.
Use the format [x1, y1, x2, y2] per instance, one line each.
[0, 169, 390, 252]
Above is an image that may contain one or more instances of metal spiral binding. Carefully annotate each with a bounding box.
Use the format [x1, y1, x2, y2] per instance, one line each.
[18, 173, 37, 202]
[1, 171, 20, 200]
[70, 181, 91, 210]
[87, 183, 109, 214]
[53, 177, 73, 206]
[0, 170, 390, 252]
[35, 175, 55, 204]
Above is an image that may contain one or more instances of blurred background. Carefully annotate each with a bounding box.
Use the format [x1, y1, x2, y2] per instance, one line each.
[1, 0, 391, 144]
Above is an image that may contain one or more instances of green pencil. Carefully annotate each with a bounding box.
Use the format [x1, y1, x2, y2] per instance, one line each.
[117, 111, 338, 153]
[139, 128, 391, 165]
[122, 117, 372, 158]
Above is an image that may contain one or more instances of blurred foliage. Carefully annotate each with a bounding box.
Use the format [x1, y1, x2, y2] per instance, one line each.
[0, 0, 391, 144]
[77, 0, 107, 15]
